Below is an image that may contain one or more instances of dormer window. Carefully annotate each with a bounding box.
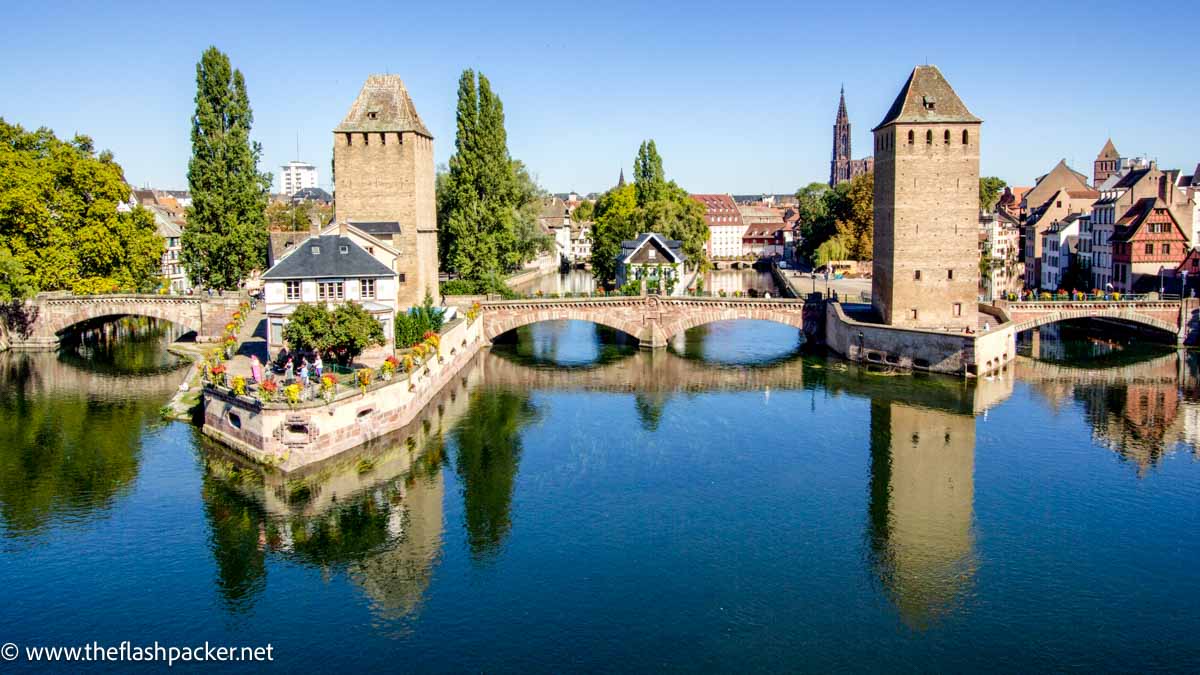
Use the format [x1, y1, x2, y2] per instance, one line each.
[311, 245, 320, 255]
[339, 245, 349, 254]
[367, 111, 379, 120]
[922, 95, 936, 111]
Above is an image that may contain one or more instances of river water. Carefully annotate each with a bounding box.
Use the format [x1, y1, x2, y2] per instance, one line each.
[1, 317, 1198, 671]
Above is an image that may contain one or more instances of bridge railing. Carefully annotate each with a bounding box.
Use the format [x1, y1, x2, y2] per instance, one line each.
[1005, 293, 1152, 304]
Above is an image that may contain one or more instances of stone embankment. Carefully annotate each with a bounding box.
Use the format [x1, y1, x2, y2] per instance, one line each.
[201, 315, 484, 472]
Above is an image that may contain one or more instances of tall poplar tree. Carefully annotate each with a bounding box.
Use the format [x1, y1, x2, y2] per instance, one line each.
[437, 70, 547, 291]
[181, 47, 271, 291]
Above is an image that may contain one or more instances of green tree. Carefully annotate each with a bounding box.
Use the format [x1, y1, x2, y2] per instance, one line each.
[0, 247, 34, 302]
[181, 46, 271, 291]
[589, 141, 709, 284]
[834, 172, 873, 260]
[437, 70, 548, 291]
[0, 119, 163, 293]
[979, 176, 1007, 212]
[571, 200, 594, 222]
[815, 236, 849, 268]
[282, 302, 385, 364]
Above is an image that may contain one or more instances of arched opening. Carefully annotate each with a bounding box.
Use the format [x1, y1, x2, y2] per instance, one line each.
[1017, 318, 1177, 365]
[944, 130, 950, 144]
[962, 129, 969, 145]
[926, 130, 932, 144]
[56, 315, 195, 376]
[669, 319, 805, 366]
[490, 319, 640, 368]
[907, 130, 914, 145]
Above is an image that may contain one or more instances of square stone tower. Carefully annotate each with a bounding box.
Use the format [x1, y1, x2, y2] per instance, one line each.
[871, 66, 981, 330]
[334, 74, 440, 308]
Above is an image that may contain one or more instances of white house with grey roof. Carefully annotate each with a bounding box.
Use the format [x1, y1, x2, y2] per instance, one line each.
[261, 224, 400, 349]
[615, 233, 687, 292]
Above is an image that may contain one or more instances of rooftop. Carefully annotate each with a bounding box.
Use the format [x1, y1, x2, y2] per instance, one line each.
[874, 65, 980, 130]
[262, 234, 396, 280]
[335, 74, 432, 137]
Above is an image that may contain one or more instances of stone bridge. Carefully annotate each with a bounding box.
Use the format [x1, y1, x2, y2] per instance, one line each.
[995, 298, 1200, 345]
[6, 293, 241, 350]
[474, 295, 822, 348]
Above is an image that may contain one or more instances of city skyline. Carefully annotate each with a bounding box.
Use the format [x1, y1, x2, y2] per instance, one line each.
[2, 0, 1197, 194]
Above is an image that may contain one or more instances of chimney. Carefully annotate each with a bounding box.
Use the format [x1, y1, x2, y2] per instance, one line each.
[338, 220, 347, 236]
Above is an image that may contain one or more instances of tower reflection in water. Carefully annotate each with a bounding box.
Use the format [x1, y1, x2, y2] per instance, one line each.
[867, 398, 977, 628]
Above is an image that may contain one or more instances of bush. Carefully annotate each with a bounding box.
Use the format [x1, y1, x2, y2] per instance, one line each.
[396, 294, 445, 347]
[439, 278, 478, 296]
[283, 301, 385, 365]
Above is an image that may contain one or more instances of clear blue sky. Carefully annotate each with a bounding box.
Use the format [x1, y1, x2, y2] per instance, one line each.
[3, 0, 1196, 195]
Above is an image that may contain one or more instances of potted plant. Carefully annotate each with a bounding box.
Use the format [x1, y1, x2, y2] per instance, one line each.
[259, 378, 278, 403]
[320, 373, 338, 403]
[356, 368, 373, 394]
[210, 364, 227, 387]
[232, 375, 247, 397]
[284, 383, 302, 408]
[381, 355, 399, 381]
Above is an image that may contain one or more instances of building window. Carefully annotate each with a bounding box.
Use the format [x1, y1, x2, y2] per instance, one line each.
[908, 130, 914, 145]
[360, 278, 375, 299]
[910, 309, 918, 320]
[311, 245, 320, 255]
[926, 130, 932, 144]
[914, 270, 921, 280]
[1163, 243, 1170, 255]
[947, 268, 954, 280]
[285, 280, 300, 301]
[962, 130, 969, 145]
[944, 130, 950, 144]
[953, 303, 962, 317]
[318, 281, 344, 301]
[398, 273, 406, 283]
[1145, 243, 1154, 255]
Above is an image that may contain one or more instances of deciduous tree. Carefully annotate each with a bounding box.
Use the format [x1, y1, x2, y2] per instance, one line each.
[979, 176, 1007, 212]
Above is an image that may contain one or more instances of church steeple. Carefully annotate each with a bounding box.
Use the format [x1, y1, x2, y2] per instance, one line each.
[830, 86, 853, 187]
[617, 167, 626, 188]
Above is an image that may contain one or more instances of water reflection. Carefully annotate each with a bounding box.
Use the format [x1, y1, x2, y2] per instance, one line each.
[60, 316, 189, 375]
[867, 399, 977, 628]
[198, 373, 472, 619]
[511, 269, 596, 296]
[702, 268, 778, 297]
[493, 321, 638, 368]
[0, 319, 185, 541]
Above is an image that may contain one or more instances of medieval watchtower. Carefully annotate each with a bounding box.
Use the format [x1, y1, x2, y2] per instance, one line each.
[334, 74, 440, 307]
[871, 65, 981, 330]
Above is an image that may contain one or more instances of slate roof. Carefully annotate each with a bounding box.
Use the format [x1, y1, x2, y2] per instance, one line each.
[335, 74, 432, 137]
[261, 234, 396, 280]
[874, 65, 981, 130]
[618, 233, 685, 264]
[291, 187, 333, 203]
[349, 221, 401, 236]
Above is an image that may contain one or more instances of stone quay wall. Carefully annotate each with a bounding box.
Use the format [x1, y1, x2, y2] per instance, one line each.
[825, 301, 1015, 376]
[202, 315, 483, 472]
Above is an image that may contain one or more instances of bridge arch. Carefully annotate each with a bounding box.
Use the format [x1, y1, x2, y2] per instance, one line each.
[1012, 309, 1179, 338]
[659, 305, 807, 342]
[482, 305, 647, 344]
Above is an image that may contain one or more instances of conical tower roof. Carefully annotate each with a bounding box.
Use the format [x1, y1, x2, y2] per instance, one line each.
[335, 74, 432, 137]
[836, 86, 848, 124]
[874, 65, 980, 130]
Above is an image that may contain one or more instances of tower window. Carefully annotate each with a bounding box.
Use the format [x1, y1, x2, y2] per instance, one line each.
[907, 130, 914, 145]
[953, 303, 962, 317]
[944, 130, 950, 144]
[362, 132, 369, 145]
[914, 270, 921, 280]
[345, 133, 352, 145]
[962, 130, 969, 145]
[926, 130, 932, 145]
[910, 309, 918, 320]
[367, 111, 378, 120]
[947, 268, 954, 279]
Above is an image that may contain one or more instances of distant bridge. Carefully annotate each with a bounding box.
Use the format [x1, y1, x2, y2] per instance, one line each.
[473, 295, 823, 348]
[995, 298, 1200, 345]
[7, 293, 241, 350]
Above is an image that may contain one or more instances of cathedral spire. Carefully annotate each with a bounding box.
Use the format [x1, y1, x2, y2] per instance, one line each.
[830, 87, 853, 187]
[617, 167, 626, 188]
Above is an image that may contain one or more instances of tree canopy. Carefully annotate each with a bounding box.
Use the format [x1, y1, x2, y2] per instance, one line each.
[181, 46, 271, 291]
[795, 174, 873, 263]
[588, 141, 707, 284]
[437, 70, 548, 293]
[0, 119, 163, 296]
[979, 176, 1007, 212]
[282, 301, 385, 364]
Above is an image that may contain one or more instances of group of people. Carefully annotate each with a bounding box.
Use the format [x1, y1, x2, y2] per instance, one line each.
[271, 347, 324, 385]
